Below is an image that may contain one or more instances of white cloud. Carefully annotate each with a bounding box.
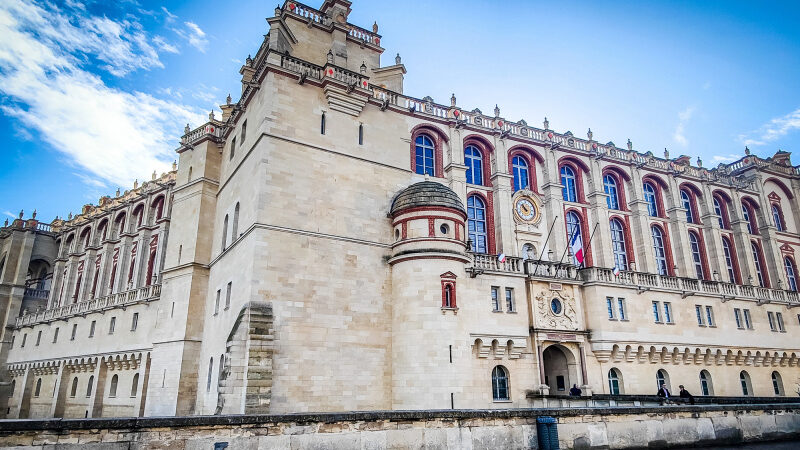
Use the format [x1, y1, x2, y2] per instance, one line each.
[3, 211, 16, 219]
[672, 106, 695, 147]
[153, 35, 179, 54]
[0, 0, 206, 187]
[174, 21, 208, 53]
[161, 6, 177, 23]
[738, 107, 800, 147]
[711, 154, 740, 163]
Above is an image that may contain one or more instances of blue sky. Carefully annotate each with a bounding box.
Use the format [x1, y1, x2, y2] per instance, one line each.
[1, 0, 799, 223]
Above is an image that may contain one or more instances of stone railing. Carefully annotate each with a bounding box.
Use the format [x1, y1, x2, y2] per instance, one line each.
[181, 121, 224, 147]
[347, 24, 381, 46]
[23, 288, 49, 300]
[322, 63, 367, 87]
[582, 267, 800, 305]
[15, 284, 161, 328]
[283, 1, 324, 24]
[468, 254, 579, 280]
[280, 54, 322, 80]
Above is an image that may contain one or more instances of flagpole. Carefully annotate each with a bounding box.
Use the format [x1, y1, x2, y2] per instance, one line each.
[558, 226, 576, 265]
[574, 222, 600, 278]
[532, 215, 558, 275]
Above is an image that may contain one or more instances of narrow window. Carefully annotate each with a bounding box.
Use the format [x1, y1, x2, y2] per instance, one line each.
[109, 317, 116, 334]
[225, 282, 232, 310]
[566, 211, 584, 267]
[467, 196, 487, 253]
[705, 306, 714, 326]
[722, 237, 736, 283]
[699, 371, 712, 396]
[680, 189, 694, 223]
[734, 308, 743, 329]
[608, 369, 621, 395]
[603, 174, 619, 210]
[109, 374, 118, 398]
[444, 284, 453, 308]
[742, 203, 755, 234]
[86, 375, 94, 397]
[743, 309, 752, 329]
[221, 214, 229, 251]
[776, 312, 785, 332]
[214, 290, 221, 315]
[772, 371, 784, 396]
[414, 135, 435, 176]
[643, 182, 658, 217]
[70, 377, 78, 397]
[491, 287, 500, 311]
[71, 324, 77, 340]
[739, 371, 751, 396]
[491, 366, 509, 401]
[610, 218, 628, 271]
[320, 111, 326, 135]
[560, 165, 577, 202]
[89, 321, 96, 338]
[36, 330, 41, 346]
[651, 226, 668, 275]
[656, 369, 668, 390]
[206, 357, 214, 392]
[663, 302, 673, 323]
[232, 202, 240, 240]
[785, 257, 798, 292]
[652, 301, 661, 323]
[768, 311, 776, 331]
[358, 123, 363, 145]
[131, 373, 139, 397]
[53, 327, 59, 343]
[34, 378, 42, 397]
[751, 242, 766, 287]
[505, 288, 514, 312]
[512, 156, 529, 192]
[695, 305, 704, 326]
[713, 197, 725, 228]
[241, 119, 247, 145]
[131, 312, 139, 331]
[688, 231, 704, 279]
[230, 136, 236, 160]
[772, 204, 784, 231]
[465, 145, 483, 186]
[606, 297, 615, 320]
[617, 298, 626, 320]
[21, 333, 26, 347]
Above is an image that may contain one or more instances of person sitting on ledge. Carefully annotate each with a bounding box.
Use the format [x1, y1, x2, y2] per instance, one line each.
[569, 384, 582, 396]
[657, 383, 672, 404]
[678, 385, 695, 405]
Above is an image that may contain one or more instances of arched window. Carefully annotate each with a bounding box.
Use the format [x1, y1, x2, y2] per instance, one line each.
[688, 231, 705, 279]
[207, 357, 214, 392]
[751, 241, 766, 287]
[467, 196, 487, 254]
[86, 375, 94, 397]
[681, 190, 694, 223]
[651, 226, 668, 275]
[699, 370, 713, 396]
[772, 204, 784, 231]
[131, 373, 139, 397]
[232, 202, 240, 240]
[109, 374, 118, 398]
[785, 257, 798, 292]
[414, 135, 435, 176]
[607, 368, 622, 395]
[656, 369, 670, 391]
[444, 284, 453, 308]
[512, 156, 529, 192]
[643, 182, 659, 217]
[742, 202, 756, 234]
[739, 371, 752, 396]
[464, 145, 483, 185]
[566, 212, 582, 266]
[521, 243, 535, 260]
[491, 366, 509, 400]
[34, 378, 42, 397]
[722, 237, 737, 283]
[70, 377, 78, 397]
[218, 355, 226, 384]
[561, 166, 577, 202]
[610, 219, 628, 271]
[604, 174, 619, 210]
[772, 371, 784, 396]
[713, 198, 724, 228]
[221, 214, 229, 251]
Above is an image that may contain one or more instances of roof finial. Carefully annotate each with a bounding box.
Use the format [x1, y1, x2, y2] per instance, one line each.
[697, 156, 703, 167]
[372, 21, 378, 33]
[587, 128, 593, 140]
[327, 49, 334, 64]
[246, 54, 253, 66]
[32, 209, 36, 219]
[152, 170, 157, 180]
[184, 123, 190, 134]
[275, 5, 281, 16]
[745, 146, 751, 155]
[172, 160, 177, 171]
[543, 117, 549, 130]
[226, 93, 232, 105]
[3, 218, 7, 227]
[360, 61, 367, 74]
[18, 210, 23, 219]
[133, 179, 138, 189]
[395, 53, 401, 65]
[627, 139, 633, 151]
[494, 104, 500, 117]
[664, 148, 670, 159]
[68, 212, 73, 220]
[450, 93, 456, 107]
[209, 110, 215, 121]
[116, 188, 121, 196]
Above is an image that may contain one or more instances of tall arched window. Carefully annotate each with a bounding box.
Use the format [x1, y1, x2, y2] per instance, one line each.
[643, 182, 658, 217]
[221, 214, 229, 251]
[713, 197, 724, 228]
[604, 174, 619, 210]
[739, 371, 752, 396]
[772, 204, 784, 231]
[232, 202, 240, 240]
[785, 257, 798, 292]
[464, 145, 483, 185]
[34, 378, 42, 397]
[109, 374, 118, 398]
[467, 196, 487, 254]
[561, 166, 577, 202]
[699, 370, 713, 396]
[772, 371, 784, 396]
[131, 373, 139, 397]
[610, 219, 628, 270]
[70, 377, 78, 397]
[656, 369, 670, 390]
[722, 237, 737, 283]
[742, 202, 756, 234]
[414, 135, 435, 176]
[207, 357, 214, 392]
[651, 226, 668, 275]
[688, 231, 705, 279]
[751, 241, 766, 287]
[86, 375, 94, 397]
[512, 156, 529, 192]
[607, 368, 622, 395]
[681, 190, 694, 223]
[566, 212, 582, 266]
[491, 366, 509, 400]
[444, 284, 453, 308]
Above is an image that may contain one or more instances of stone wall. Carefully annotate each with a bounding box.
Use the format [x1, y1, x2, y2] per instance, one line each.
[1, 404, 799, 449]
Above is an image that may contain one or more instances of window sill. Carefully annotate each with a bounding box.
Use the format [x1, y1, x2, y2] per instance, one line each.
[441, 307, 458, 315]
[493, 399, 512, 403]
[507, 311, 517, 314]
[492, 310, 503, 313]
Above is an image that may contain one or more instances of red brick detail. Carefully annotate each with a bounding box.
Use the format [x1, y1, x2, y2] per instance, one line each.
[741, 197, 759, 233]
[391, 205, 467, 221]
[401, 221, 407, 239]
[652, 222, 675, 276]
[441, 271, 457, 308]
[765, 177, 794, 199]
[642, 175, 669, 219]
[690, 228, 711, 280]
[712, 192, 731, 229]
[557, 157, 589, 204]
[428, 218, 435, 237]
[610, 214, 635, 267]
[463, 134, 494, 188]
[752, 239, 771, 288]
[410, 124, 448, 178]
[507, 146, 543, 194]
[455, 221, 460, 241]
[602, 168, 630, 212]
[780, 243, 794, 254]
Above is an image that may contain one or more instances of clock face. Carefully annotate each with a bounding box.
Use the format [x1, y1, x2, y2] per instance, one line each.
[515, 197, 537, 222]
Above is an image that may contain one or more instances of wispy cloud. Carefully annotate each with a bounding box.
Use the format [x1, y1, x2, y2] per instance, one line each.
[161, 6, 177, 23]
[738, 107, 800, 147]
[672, 106, 695, 147]
[3, 211, 16, 219]
[153, 35, 179, 54]
[174, 21, 208, 53]
[711, 154, 740, 164]
[0, 0, 206, 187]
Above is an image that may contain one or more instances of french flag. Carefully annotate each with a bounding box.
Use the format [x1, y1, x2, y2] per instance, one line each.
[569, 227, 584, 266]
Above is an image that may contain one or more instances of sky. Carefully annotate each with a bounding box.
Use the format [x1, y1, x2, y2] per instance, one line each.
[1, 0, 799, 223]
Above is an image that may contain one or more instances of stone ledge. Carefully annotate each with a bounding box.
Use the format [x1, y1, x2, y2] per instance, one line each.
[1, 404, 799, 432]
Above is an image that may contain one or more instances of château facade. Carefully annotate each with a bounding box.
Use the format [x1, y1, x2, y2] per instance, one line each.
[1, 0, 799, 419]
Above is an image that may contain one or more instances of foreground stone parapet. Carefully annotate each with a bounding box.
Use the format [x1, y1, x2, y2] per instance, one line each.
[1, 404, 799, 449]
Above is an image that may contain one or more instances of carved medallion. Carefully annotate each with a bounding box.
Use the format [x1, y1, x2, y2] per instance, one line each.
[536, 289, 578, 330]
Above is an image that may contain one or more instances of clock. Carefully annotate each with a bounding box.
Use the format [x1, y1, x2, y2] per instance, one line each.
[513, 194, 541, 224]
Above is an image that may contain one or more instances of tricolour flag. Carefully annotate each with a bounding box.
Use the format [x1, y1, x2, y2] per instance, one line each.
[497, 253, 506, 263]
[569, 227, 584, 266]
[613, 266, 621, 276]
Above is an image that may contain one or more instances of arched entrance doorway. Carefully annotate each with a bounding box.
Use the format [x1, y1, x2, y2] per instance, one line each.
[542, 344, 579, 394]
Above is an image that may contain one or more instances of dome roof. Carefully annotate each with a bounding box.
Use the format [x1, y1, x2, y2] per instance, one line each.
[390, 181, 466, 217]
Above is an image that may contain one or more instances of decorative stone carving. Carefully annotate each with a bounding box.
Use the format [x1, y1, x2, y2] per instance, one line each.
[535, 289, 578, 330]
